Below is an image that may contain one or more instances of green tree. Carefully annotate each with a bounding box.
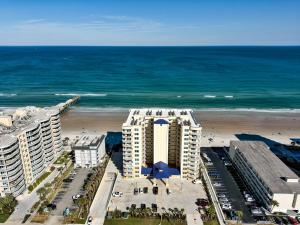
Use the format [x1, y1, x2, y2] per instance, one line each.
[0, 194, 17, 213]
[36, 187, 47, 201]
[206, 205, 216, 220]
[236, 211, 243, 224]
[271, 199, 279, 212]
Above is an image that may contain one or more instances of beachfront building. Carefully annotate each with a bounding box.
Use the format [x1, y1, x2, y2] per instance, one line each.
[122, 109, 202, 180]
[229, 141, 300, 213]
[73, 135, 106, 168]
[0, 107, 63, 196]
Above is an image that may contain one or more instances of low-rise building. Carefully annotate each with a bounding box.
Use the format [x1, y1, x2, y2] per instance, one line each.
[229, 141, 300, 213]
[73, 135, 106, 168]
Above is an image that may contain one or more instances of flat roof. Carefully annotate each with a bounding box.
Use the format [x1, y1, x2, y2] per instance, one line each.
[231, 141, 300, 194]
[73, 135, 105, 150]
[123, 108, 201, 128]
[0, 134, 18, 148]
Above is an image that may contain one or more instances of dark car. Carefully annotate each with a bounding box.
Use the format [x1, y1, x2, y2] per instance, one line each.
[153, 186, 158, 195]
[131, 204, 136, 209]
[143, 187, 148, 194]
[196, 198, 209, 207]
[134, 188, 139, 195]
[47, 203, 57, 210]
[141, 204, 146, 209]
[151, 203, 157, 212]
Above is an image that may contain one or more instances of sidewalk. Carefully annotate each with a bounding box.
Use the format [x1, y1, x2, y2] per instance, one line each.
[7, 169, 60, 224]
[187, 213, 204, 225]
[89, 153, 121, 225]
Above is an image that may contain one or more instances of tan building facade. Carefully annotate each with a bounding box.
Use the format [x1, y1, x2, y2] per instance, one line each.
[122, 109, 202, 180]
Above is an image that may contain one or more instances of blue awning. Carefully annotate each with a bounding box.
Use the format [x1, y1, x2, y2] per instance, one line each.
[154, 119, 169, 125]
[141, 161, 180, 179]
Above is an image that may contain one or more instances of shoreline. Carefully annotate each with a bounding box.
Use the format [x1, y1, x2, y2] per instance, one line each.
[60, 109, 300, 147]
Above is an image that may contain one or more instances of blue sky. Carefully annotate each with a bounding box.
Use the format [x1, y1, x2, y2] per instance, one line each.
[0, 0, 299, 46]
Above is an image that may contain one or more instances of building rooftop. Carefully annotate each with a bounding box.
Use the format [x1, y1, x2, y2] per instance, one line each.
[0, 106, 59, 147]
[231, 141, 300, 194]
[123, 108, 201, 128]
[0, 134, 18, 148]
[73, 135, 105, 150]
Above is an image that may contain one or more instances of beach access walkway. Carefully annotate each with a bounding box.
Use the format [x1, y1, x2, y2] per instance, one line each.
[89, 152, 120, 225]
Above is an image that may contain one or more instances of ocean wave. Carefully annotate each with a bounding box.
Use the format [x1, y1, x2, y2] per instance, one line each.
[0, 93, 17, 97]
[69, 106, 300, 113]
[224, 95, 234, 98]
[204, 95, 216, 98]
[54, 93, 107, 97]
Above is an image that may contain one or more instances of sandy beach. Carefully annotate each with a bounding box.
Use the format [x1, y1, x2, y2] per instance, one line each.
[61, 109, 300, 147]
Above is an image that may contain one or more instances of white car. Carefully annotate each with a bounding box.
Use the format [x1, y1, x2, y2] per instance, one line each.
[87, 216, 93, 225]
[205, 162, 213, 166]
[224, 161, 232, 166]
[221, 203, 232, 210]
[246, 196, 255, 202]
[219, 197, 229, 202]
[213, 182, 222, 187]
[192, 179, 202, 184]
[72, 194, 81, 200]
[112, 191, 123, 197]
[251, 207, 263, 215]
[217, 193, 226, 198]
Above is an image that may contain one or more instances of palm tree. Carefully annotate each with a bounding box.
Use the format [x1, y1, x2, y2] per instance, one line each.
[270, 199, 279, 212]
[37, 187, 47, 201]
[236, 211, 243, 224]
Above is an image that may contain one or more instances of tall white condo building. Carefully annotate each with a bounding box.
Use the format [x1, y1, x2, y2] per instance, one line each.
[122, 109, 202, 180]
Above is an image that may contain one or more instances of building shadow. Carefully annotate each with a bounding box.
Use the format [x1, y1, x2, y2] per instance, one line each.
[235, 133, 283, 148]
[105, 132, 123, 173]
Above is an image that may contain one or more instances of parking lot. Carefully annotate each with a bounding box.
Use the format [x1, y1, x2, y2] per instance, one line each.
[109, 176, 207, 215]
[51, 167, 91, 216]
[201, 147, 255, 223]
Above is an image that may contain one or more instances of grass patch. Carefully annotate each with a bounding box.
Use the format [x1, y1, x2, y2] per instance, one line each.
[54, 152, 70, 165]
[0, 214, 10, 223]
[204, 219, 219, 225]
[28, 171, 52, 193]
[104, 218, 187, 225]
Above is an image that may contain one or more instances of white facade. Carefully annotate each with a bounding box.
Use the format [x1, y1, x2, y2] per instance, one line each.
[229, 141, 300, 213]
[73, 135, 106, 168]
[122, 109, 202, 180]
[0, 107, 63, 196]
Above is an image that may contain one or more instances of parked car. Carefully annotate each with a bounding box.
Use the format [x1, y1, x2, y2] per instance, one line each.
[47, 203, 57, 210]
[152, 203, 157, 212]
[166, 188, 171, 195]
[219, 197, 229, 203]
[221, 203, 232, 210]
[217, 193, 227, 198]
[224, 161, 232, 166]
[112, 191, 123, 197]
[288, 217, 299, 225]
[246, 196, 256, 203]
[87, 216, 93, 225]
[213, 182, 222, 187]
[153, 186, 158, 195]
[143, 187, 148, 193]
[196, 198, 209, 207]
[72, 194, 81, 200]
[192, 179, 202, 184]
[131, 204, 136, 209]
[251, 207, 263, 215]
[134, 188, 139, 195]
[205, 162, 213, 166]
[281, 217, 291, 225]
[141, 204, 146, 209]
[139, 188, 143, 193]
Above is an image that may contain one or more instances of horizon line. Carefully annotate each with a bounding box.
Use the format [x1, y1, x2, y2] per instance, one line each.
[0, 45, 300, 47]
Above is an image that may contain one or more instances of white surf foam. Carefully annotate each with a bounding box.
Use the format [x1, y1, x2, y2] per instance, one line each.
[54, 93, 107, 97]
[0, 93, 17, 97]
[224, 95, 234, 98]
[204, 95, 216, 98]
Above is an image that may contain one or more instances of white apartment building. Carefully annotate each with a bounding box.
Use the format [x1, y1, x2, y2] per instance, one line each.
[73, 135, 106, 168]
[0, 107, 63, 196]
[122, 109, 202, 180]
[229, 141, 300, 213]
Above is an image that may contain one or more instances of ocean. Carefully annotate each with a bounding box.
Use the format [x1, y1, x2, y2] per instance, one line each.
[0, 46, 300, 110]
